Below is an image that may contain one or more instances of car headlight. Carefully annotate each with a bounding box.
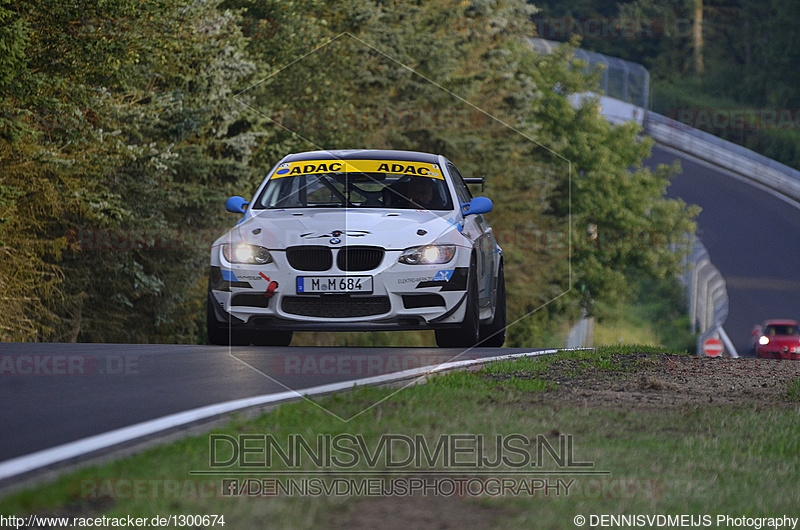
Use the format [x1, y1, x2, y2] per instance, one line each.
[398, 245, 456, 265]
[759, 336, 769, 346]
[221, 243, 273, 265]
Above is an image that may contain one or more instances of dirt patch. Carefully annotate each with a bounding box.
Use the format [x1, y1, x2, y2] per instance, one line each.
[536, 352, 800, 409]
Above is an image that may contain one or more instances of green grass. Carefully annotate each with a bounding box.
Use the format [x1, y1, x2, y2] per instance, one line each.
[787, 379, 800, 402]
[593, 320, 660, 347]
[592, 278, 695, 353]
[1, 346, 797, 528]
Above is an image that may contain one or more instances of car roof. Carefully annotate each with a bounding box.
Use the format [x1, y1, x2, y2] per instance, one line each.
[281, 149, 441, 164]
[764, 319, 799, 326]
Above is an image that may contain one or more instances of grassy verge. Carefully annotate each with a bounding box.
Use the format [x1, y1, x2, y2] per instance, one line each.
[593, 278, 695, 353]
[592, 311, 661, 348]
[787, 379, 800, 402]
[2, 346, 797, 528]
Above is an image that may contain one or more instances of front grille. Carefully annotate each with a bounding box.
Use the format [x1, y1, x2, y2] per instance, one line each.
[286, 246, 332, 271]
[282, 295, 391, 318]
[337, 246, 384, 272]
[231, 293, 271, 308]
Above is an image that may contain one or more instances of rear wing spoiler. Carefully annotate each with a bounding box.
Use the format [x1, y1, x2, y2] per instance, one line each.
[464, 177, 485, 192]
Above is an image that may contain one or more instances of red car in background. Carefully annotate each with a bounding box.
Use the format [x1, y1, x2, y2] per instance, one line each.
[752, 320, 800, 359]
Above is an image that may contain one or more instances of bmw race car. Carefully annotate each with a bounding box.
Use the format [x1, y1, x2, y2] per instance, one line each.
[751, 319, 800, 359]
[207, 149, 505, 347]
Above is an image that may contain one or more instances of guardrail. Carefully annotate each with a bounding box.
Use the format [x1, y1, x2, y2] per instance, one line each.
[565, 309, 594, 349]
[644, 112, 800, 203]
[681, 237, 738, 357]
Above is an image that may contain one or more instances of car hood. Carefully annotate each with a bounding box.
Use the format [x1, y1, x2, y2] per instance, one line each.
[214, 209, 468, 250]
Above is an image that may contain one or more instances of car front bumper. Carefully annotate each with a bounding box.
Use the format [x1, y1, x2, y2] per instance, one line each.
[756, 346, 800, 359]
[208, 248, 472, 332]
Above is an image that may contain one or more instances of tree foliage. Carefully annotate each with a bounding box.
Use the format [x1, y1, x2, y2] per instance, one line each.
[1, 0, 696, 345]
[537, 0, 800, 109]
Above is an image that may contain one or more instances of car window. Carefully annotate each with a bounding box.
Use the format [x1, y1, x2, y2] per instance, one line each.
[765, 325, 800, 336]
[254, 161, 454, 211]
[447, 162, 473, 206]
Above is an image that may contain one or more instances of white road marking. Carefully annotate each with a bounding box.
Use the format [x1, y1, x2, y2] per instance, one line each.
[0, 348, 560, 481]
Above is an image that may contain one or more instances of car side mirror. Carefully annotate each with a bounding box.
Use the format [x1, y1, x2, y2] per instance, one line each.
[462, 197, 493, 216]
[225, 196, 249, 214]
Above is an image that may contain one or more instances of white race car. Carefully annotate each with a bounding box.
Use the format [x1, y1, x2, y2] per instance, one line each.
[207, 149, 505, 347]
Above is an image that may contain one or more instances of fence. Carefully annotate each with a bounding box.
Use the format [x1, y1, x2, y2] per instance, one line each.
[528, 38, 650, 109]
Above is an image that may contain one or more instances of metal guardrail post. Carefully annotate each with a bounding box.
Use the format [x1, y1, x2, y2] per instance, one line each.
[683, 238, 738, 357]
[566, 308, 595, 349]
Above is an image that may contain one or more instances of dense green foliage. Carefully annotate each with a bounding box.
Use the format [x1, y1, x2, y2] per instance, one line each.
[0, 0, 695, 345]
[533, 0, 800, 170]
[533, 0, 800, 106]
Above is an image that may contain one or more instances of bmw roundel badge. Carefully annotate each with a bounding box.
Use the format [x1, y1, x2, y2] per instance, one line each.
[330, 237, 341, 244]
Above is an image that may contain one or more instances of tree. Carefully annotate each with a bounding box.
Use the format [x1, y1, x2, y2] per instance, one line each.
[1, 0, 698, 346]
[692, 0, 703, 75]
[1, 0, 258, 342]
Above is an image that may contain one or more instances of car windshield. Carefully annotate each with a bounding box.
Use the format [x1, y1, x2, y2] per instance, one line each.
[764, 324, 800, 336]
[253, 159, 453, 211]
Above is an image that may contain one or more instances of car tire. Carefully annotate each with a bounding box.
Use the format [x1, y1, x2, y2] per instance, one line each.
[479, 263, 506, 347]
[251, 330, 294, 347]
[435, 256, 480, 348]
[207, 295, 250, 346]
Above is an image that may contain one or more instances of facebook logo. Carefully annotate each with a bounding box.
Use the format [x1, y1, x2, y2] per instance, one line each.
[221, 479, 239, 496]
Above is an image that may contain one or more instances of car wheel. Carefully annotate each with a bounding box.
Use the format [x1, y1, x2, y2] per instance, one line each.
[479, 263, 506, 347]
[435, 256, 480, 348]
[251, 330, 293, 347]
[207, 295, 250, 346]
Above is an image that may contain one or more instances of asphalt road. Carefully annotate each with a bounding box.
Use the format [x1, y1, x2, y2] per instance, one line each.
[646, 144, 800, 353]
[0, 343, 533, 462]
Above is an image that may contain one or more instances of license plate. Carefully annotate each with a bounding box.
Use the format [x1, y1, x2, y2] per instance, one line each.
[296, 276, 373, 294]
